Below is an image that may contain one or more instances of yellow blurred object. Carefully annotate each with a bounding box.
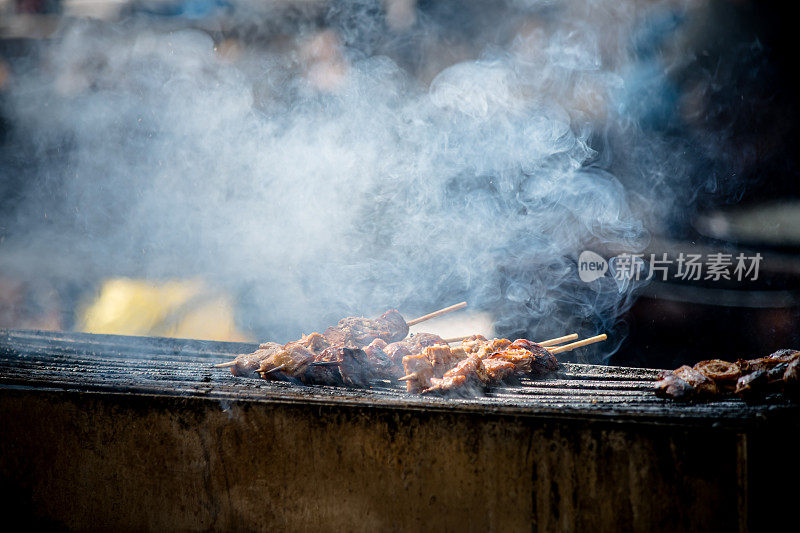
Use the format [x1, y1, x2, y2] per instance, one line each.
[78, 278, 253, 342]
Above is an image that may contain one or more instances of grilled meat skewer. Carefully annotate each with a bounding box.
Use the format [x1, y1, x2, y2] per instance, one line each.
[217, 303, 466, 376]
[382, 333, 449, 366]
[260, 337, 414, 387]
[401, 337, 561, 396]
[322, 309, 409, 348]
[221, 310, 406, 377]
[231, 333, 326, 378]
[422, 356, 492, 396]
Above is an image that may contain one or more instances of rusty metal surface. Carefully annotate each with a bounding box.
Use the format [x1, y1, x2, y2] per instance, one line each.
[0, 388, 746, 532]
[1, 329, 798, 428]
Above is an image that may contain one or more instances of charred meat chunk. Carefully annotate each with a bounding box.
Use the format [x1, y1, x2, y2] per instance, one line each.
[425, 345, 464, 378]
[481, 339, 559, 377]
[378, 309, 411, 343]
[232, 334, 329, 378]
[655, 365, 718, 401]
[363, 339, 402, 380]
[333, 346, 373, 388]
[654, 371, 697, 401]
[407, 332, 446, 349]
[304, 347, 345, 386]
[384, 333, 446, 366]
[384, 341, 413, 366]
[735, 369, 769, 399]
[693, 359, 741, 391]
[257, 343, 316, 382]
[784, 357, 800, 385]
[230, 342, 282, 377]
[402, 353, 435, 394]
[323, 309, 409, 348]
[737, 349, 800, 373]
[299, 332, 330, 353]
[422, 356, 491, 395]
[483, 358, 516, 382]
[674, 365, 719, 396]
[475, 338, 512, 359]
[733, 350, 800, 399]
[485, 347, 535, 373]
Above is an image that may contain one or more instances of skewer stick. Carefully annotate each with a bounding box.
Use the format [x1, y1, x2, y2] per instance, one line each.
[309, 361, 341, 367]
[406, 302, 467, 326]
[538, 333, 579, 347]
[443, 336, 472, 344]
[397, 374, 416, 382]
[547, 334, 607, 355]
[214, 361, 237, 368]
[443, 333, 578, 346]
[259, 364, 287, 375]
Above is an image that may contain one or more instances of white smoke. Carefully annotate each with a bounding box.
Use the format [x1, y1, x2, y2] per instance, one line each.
[1, 1, 698, 357]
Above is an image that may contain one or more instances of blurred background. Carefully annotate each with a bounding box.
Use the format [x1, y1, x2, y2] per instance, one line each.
[1, 0, 799, 368]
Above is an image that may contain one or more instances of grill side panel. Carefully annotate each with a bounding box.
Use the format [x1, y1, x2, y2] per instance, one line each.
[0, 388, 742, 532]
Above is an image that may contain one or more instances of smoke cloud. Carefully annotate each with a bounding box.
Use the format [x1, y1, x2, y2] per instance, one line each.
[2, 0, 733, 358]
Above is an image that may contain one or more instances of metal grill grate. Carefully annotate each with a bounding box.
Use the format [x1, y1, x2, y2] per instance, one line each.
[1, 329, 797, 428]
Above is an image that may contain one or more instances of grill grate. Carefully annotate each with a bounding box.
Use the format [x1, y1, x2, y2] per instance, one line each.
[1, 329, 797, 428]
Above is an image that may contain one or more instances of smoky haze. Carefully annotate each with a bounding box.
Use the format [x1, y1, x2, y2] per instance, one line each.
[1, 0, 725, 357]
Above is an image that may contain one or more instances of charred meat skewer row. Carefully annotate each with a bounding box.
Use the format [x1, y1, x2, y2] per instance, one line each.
[258, 333, 450, 386]
[398, 334, 607, 394]
[400, 336, 564, 395]
[216, 302, 466, 376]
[655, 349, 800, 402]
[313, 332, 581, 373]
[258, 333, 566, 392]
[223, 325, 592, 397]
[225, 331, 330, 378]
[250, 332, 589, 396]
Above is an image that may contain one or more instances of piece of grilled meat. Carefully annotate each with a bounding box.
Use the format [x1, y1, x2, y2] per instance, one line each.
[401, 352, 435, 394]
[656, 349, 800, 401]
[228, 309, 408, 377]
[422, 356, 491, 396]
[384, 333, 447, 367]
[257, 342, 317, 382]
[228, 333, 328, 378]
[655, 365, 718, 401]
[229, 342, 283, 378]
[486, 338, 559, 376]
[323, 309, 409, 347]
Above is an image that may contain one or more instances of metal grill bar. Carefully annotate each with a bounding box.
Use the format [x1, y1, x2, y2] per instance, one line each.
[1, 329, 796, 428]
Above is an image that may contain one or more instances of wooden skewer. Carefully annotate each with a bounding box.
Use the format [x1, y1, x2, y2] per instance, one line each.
[443, 333, 578, 346]
[406, 302, 467, 326]
[309, 361, 341, 367]
[258, 364, 287, 375]
[539, 333, 579, 347]
[546, 334, 607, 355]
[442, 335, 472, 344]
[397, 374, 416, 382]
[214, 361, 238, 368]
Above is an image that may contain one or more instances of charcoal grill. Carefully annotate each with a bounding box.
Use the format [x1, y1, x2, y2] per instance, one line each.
[1, 329, 798, 531]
